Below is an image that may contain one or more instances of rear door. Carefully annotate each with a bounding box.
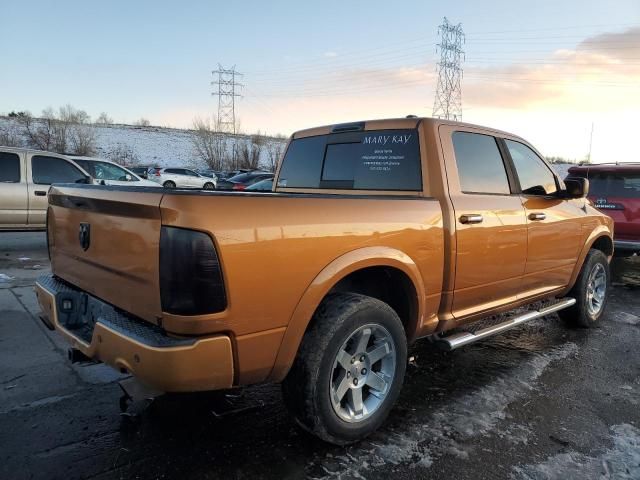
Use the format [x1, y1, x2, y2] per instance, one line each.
[184, 169, 202, 187]
[440, 126, 528, 319]
[504, 139, 583, 297]
[27, 154, 88, 227]
[0, 150, 28, 227]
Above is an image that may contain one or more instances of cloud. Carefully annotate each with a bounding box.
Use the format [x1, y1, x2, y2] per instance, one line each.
[323, 51, 338, 58]
[463, 27, 640, 112]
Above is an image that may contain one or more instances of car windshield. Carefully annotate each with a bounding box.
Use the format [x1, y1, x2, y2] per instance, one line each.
[246, 178, 273, 191]
[76, 160, 135, 181]
[228, 172, 264, 182]
[588, 172, 640, 198]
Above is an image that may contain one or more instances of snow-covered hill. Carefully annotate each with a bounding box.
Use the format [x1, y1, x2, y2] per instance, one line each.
[0, 117, 285, 170]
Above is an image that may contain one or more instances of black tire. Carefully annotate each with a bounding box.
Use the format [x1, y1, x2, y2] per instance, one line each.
[558, 249, 610, 328]
[163, 181, 176, 188]
[282, 292, 407, 445]
[203, 182, 215, 190]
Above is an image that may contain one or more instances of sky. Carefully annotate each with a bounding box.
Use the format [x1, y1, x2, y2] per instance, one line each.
[1, 0, 639, 162]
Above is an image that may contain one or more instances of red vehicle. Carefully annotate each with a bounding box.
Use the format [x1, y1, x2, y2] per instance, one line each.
[568, 163, 640, 254]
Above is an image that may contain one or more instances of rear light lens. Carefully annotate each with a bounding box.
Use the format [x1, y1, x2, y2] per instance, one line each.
[46, 207, 54, 260]
[232, 184, 245, 191]
[159, 227, 227, 315]
[154, 169, 161, 176]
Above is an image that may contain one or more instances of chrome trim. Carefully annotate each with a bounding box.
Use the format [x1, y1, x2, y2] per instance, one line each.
[439, 298, 577, 351]
[529, 212, 546, 221]
[459, 214, 483, 224]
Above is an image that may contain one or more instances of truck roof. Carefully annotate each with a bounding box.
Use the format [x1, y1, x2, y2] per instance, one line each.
[0, 145, 75, 158]
[291, 116, 527, 143]
[569, 163, 640, 175]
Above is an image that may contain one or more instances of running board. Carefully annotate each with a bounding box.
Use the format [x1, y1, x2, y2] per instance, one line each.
[438, 298, 576, 351]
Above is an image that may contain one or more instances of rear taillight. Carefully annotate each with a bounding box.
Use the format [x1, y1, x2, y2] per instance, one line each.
[46, 207, 54, 260]
[159, 227, 226, 315]
[232, 184, 245, 191]
[154, 169, 161, 176]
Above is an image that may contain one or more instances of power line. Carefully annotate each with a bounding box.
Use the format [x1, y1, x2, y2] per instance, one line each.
[211, 64, 243, 134]
[433, 17, 465, 121]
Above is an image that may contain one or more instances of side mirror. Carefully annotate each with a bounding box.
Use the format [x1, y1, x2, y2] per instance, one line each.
[75, 175, 92, 184]
[563, 177, 589, 199]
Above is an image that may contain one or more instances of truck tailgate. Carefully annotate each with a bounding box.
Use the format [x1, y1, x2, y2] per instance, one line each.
[48, 185, 164, 324]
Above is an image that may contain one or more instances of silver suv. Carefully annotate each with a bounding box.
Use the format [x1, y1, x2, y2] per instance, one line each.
[148, 167, 217, 189]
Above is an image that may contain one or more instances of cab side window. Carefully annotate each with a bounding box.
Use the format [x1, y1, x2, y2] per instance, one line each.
[452, 132, 511, 195]
[506, 140, 557, 195]
[32, 156, 86, 185]
[0, 152, 21, 182]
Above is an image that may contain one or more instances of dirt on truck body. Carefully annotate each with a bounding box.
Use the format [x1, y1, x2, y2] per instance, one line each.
[36, 117, 613, 444]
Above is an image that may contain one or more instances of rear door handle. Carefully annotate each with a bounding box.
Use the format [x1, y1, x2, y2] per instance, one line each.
[459, 214, 484, 224]
[34, 190, 47, 197]
[529, 212, 546, 221]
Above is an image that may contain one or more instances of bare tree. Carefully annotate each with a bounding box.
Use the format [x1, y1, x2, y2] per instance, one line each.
[18, 111, 54, 150]
[106, 144, 140, 166]
[95, 112, 113, 125]
[238, 132, 266, 170]
[0, 122, 21, 147]
[69, 124, 97, 156]
[134, 118, 150, 127]
[17, 105, 97, 155]
[266, 139, 286, 172]
[191, 116, 230, 170]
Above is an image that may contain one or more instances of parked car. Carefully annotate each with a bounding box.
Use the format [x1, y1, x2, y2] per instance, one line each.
[69, 157, 161, 187]
[568, 163, 640, 254]
[0, 147, 91, 231]
[245, 178, 273, 191]
[196, 169, 219, 183]
[37, 117, 612, 445]
[129, 166, 154, 179]
[216, 171, 274, 190]
[147, 167, 216, 189]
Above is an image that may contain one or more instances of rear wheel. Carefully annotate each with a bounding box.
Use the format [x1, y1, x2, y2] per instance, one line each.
[203, 182, 215, 190]
[282, 293, 407, 445]
[559, 249, 610, 327]
[163, 181, 176, 188]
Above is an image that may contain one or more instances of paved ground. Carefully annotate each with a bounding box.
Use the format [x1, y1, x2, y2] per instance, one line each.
[1, 232, 639, 480]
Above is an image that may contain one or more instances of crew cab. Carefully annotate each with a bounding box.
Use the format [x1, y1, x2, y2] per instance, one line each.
[35, 118, 613, 444]
[0, 147, 91, 231]
[568, 163, 639, 254]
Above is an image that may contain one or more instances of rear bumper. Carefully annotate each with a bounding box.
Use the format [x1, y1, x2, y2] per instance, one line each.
[614, 239, 640, 252]
[35, 274, 234, 392]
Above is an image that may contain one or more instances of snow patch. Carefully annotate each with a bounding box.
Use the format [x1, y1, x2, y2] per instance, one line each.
[513, 424, 640, 480]
[310, 343, 578, 478]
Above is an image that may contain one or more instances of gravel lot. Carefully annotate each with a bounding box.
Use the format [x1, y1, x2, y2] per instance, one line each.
[1, 232, 639, 480]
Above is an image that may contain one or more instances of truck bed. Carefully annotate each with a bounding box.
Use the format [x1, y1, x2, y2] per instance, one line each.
[47, 184, 445, 338]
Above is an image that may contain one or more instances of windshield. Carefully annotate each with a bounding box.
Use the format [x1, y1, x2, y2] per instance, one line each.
[75, 160, 136, 181]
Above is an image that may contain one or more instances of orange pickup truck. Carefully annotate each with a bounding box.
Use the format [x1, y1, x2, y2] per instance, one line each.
[35, 117, 613, 444]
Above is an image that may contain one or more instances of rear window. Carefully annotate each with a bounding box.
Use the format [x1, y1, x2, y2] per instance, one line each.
[588, 172, 640, 198]
[0, 152, 21, 182]
[278, 129, 422, 191]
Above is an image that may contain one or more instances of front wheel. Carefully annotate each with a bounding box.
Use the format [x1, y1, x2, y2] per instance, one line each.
[282, 293, 407, 445]
[559, 249, 610, 328]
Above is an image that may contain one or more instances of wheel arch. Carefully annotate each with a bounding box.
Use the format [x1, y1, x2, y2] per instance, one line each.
[268, 247, 425, 382]
[560, 227, 613, 296]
